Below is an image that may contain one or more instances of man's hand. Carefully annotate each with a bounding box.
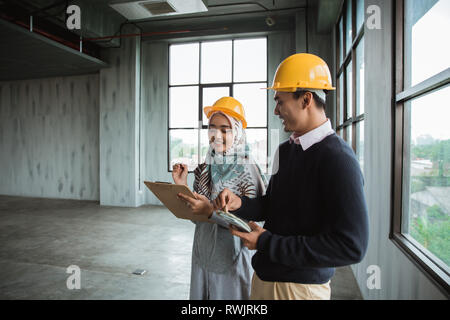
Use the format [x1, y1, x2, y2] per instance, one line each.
[212, 188, 242, 212]
[177, 192, 214, 218]
[229, 221, 266, 250]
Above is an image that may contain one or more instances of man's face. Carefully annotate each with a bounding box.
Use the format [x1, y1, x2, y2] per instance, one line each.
[274, 91, 308, 133]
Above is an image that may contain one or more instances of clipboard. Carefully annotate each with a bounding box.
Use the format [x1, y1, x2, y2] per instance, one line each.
[144, 181, 210, 222]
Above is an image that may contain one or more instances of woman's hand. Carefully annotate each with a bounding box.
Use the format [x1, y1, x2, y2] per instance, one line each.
[172, 163, 188, 186]
[177, 192, 214, 218]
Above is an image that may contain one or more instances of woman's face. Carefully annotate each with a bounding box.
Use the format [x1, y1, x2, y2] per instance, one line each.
[208, 113, 234, 153]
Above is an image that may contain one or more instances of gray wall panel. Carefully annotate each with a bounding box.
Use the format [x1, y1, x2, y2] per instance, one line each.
[306, 7, 336, 126]
[267, 32, 295, 153]
[141, 41, 178, 205]
[99, 27, 142, 207]
[0, 74, 99, 200]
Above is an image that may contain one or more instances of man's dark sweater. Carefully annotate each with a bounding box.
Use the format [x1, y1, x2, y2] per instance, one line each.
[232, 133, 369, 284]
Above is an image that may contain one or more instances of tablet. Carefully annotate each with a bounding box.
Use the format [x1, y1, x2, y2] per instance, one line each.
[216, 210, 252, 233]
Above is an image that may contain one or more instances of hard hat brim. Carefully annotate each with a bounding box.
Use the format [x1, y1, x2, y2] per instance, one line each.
[263, 85, 336, 91]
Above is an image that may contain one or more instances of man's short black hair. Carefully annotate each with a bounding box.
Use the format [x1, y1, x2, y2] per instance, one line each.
[293, 90, 327, 110]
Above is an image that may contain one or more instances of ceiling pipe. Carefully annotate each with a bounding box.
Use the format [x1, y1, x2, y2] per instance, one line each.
[85, 29, 191, 41]
[84, 27, 228, 42]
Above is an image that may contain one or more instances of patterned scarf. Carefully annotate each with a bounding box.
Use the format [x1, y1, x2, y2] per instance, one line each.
[194, 111, 268, 201]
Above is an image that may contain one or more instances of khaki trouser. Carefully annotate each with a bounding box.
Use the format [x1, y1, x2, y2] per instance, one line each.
[250, 273, 331, 300]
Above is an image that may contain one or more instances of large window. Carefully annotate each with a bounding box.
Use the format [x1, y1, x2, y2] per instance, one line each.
[393, 0, 450, 291]
[336, 0, 365, 171]
[168, 38, 268, 172]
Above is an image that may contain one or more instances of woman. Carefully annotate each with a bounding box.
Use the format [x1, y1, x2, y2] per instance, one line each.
[172, 96, 268, 300]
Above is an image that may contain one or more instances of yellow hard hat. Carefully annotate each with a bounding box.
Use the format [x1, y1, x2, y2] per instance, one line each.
[204, 96, 247, 129]
[265, 53, 335, 92]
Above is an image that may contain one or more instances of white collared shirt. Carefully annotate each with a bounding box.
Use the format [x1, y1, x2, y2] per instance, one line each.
[289, 119, 335, 151]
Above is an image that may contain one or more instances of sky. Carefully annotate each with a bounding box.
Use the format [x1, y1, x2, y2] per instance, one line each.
[409, 0, 450, 142]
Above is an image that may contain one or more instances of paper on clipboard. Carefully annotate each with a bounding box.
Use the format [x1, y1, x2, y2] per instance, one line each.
[144, 181, 210, 222]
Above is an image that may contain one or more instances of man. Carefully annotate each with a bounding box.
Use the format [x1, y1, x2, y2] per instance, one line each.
[213, 53, 369, 300]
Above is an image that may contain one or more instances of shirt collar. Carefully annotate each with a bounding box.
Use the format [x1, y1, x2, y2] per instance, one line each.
[289, 119, 334, 151]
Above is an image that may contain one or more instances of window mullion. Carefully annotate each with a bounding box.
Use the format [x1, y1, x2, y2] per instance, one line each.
[231, 39, 235, 83]
[198, 42, 202, 166]
[396, 68, 450, 103]
[352, 47, 357, 151]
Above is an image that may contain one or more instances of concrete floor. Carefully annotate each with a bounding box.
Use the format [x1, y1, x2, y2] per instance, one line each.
[0, 195, 363, 300]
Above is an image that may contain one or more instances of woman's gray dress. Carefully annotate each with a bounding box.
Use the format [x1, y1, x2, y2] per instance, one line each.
[189, 163, 266, 300]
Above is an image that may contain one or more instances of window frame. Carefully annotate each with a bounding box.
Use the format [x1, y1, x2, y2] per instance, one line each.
[335, 0, 365, 153]
[392, 0, 450, 295]
[167, 36, 269, 173]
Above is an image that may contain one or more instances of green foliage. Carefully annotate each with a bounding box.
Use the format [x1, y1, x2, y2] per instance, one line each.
[411, 176, 450, 189]
[171, 137, 182, 150]
[412, 139, 450, 177]
[170, 137, 197, 159]
[427, 205, 446, 221]
[201, 145, 209, 157]
[411, 178, 426, 193]
[410, 205, 450, 266]
[409, 139, 450, 266]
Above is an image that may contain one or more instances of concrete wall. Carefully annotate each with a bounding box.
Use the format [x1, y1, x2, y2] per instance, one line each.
[306, 7, 336, 126]
[99, 26, 143, 207]
[140, 41, 186, 205]
[349, 0, 446, 299]
[0, 25, 144, 208]
[0, 74, 99, 200]
[294, 8, 336, 128]
[267, 32, 296, 152]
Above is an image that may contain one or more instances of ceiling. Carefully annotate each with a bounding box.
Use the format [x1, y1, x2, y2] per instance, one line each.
[134, 0, 307, 39]
[133, 0, 308, 21]
[0, 18, 107, 81]
[2, 0, 308, 42]
[0, 0, 341, 81]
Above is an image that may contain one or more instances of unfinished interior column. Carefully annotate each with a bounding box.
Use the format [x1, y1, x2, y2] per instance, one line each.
[99, 25, 142, 207]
